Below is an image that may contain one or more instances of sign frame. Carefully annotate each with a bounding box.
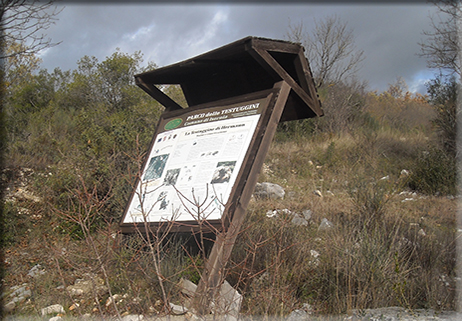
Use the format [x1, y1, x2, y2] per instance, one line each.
[119, 81, 289, 234]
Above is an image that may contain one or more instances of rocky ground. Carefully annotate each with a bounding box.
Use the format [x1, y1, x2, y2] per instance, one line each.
[3, 307, 462, 321]
[2, 169, 460, 321]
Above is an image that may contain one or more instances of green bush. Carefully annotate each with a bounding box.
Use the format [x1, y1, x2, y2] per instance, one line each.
[408, 147, 457, 196]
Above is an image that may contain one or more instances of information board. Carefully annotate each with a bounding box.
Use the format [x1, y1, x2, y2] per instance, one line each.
[121, 96, 266, 228]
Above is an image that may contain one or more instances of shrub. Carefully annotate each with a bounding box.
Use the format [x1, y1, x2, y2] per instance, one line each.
[408, 147, 457, 196]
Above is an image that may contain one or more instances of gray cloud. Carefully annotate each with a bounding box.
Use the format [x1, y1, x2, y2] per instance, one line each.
[38, 3, 438, 94]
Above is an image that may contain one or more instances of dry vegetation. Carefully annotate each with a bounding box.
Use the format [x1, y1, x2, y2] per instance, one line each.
[1, 78, 458, 319]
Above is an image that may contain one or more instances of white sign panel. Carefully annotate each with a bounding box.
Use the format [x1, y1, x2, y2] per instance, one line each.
[123, 100, 263, 225]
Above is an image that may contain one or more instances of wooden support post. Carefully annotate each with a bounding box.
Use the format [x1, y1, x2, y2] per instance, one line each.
[192, 81, 292, 316]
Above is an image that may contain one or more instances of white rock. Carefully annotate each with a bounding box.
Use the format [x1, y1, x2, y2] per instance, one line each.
[254, 182, 285, 200]
[288, 308, 308, 321]
[309, 250, 320, 266]
[400, 169, 410, 177]
[216, 280, 242, 318]
[402, 198, 416, 202]
[27, 264, 46, 278]
[4, 301, 16, 313]
[41, 304, 65, 316]
[314, 190, 323, 197]
[266, 210, 278, 218]
[318, 218, 334, 231]
[266, 209, 292, 218]
[169, 302, 188, 315]
[121, 315, 144, 321]
[9, 284, 31, 299]
[291, 214, 309, 226]
[66, 275, 108, 298]
[105, 294, 123, 307]
[302, 210, 312, 220]
[301, 303, 313, 313]
[179, 278, 197, 297]
[49, 317, 62, 321]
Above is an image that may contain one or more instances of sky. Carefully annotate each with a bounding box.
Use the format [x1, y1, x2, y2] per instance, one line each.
[37, 2, 441, 95]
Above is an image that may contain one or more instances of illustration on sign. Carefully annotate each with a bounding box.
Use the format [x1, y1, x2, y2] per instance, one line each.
[122, 100, 264, 225]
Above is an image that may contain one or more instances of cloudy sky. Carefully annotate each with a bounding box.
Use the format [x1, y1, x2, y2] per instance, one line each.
[38, 2, 440, 94]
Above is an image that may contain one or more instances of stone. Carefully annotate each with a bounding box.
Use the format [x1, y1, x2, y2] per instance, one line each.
[169, 302, 188, 315]
[309, 250, 320, 266]
[66, 274, 108, 298]
[13, 187, 42, 203]
[27, 264, 46, 278]
[287, 304, 313, 321]
[266, 208, 291, 218]
[5, 283, 31, 309]
[288, 308, 308, 321]
[318, 218, 334, 231]
[41, 304, 65, 316]
[179, 278, 197, 298]
[302, 210, 312, 221]
[9, 284, 31, 299]
[69, 303, 79, 311]
[215, 280, 242, 319]
[121, 315, 144, 321]
[400, 169, 410, 177]
[291, 213, 309, 226]
[253, 182, 285, 200]
[4, 301, 16, 313]
[349, 307, 461, 321]
[49, 317, 62, 321]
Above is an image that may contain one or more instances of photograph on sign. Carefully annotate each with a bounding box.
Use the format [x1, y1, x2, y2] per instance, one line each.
[122, 99, 264, 225]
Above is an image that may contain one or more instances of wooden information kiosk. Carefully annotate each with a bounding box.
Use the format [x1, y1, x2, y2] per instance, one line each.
[120, 36, 323, 315]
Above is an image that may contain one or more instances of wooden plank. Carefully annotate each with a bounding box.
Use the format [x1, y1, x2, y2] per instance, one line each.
[293, 48, 312, 96]
[245, 41, 281, 81]
[251, 37, 301, 54]
[253, 47, 323, 117]
[295, 49, 324, 116]
[192, 81, 292, 315]
[135, 77, 184, 111]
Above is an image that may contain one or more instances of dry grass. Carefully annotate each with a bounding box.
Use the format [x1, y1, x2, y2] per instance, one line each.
[2, 93, 457, 318]
[227, 128, 457, 315]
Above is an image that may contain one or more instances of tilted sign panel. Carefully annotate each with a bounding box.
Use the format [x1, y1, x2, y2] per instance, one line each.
[122, 97, 266, 226]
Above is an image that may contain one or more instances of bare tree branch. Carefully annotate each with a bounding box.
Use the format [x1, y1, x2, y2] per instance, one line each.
[0, 0, 62, 60]
[418, 0, 461, 77]
[286, 15, 365, 88]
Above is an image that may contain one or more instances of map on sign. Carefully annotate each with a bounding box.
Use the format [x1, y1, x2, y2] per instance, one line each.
[122, 99, 264, 224]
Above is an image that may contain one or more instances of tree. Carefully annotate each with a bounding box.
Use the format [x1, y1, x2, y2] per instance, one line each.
[387, 76, 409, 99]
[0, 0, 62, 60]
[286, 15, 365, 88]
[418, 0, 460, 158]
[3, 41, 42, 89]
[419, 0, 461, 77]
[426, 75, 458, 158]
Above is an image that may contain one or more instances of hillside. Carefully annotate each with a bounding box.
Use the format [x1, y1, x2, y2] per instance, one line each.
[1, 51, 458, 319]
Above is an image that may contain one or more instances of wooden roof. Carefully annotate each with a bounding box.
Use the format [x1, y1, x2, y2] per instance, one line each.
[134, 36, 323, 122]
